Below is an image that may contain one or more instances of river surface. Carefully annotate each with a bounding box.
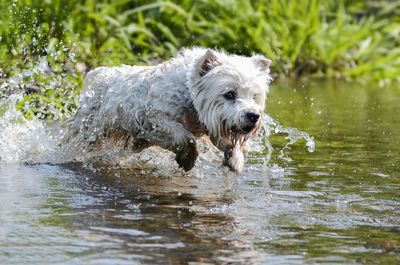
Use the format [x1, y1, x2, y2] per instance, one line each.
[0, 80, 399, 264]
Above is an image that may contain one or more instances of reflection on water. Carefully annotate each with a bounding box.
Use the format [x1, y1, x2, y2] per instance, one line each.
[1, 80, 400, 264]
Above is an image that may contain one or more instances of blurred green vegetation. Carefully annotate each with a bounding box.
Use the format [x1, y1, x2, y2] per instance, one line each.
[0, 0, 399, 119]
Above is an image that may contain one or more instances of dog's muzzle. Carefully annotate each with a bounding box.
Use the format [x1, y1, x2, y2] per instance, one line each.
[240, 112, 260, 133]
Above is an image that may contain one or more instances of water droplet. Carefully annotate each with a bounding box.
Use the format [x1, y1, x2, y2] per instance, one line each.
[249, 114, 315, 164]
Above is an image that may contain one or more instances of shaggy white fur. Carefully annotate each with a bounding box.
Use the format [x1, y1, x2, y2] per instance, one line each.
[64, 47, 272, 173]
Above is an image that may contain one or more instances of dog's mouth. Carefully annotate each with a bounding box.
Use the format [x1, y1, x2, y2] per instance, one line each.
[240, 124, 256, 134]
[231, 124, 257, 135]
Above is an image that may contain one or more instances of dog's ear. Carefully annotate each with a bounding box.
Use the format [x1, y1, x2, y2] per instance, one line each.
[199, 49, 220, 77]
[252, 55, 272, 72]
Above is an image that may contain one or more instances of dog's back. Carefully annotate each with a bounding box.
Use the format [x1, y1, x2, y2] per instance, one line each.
[81, 65, 151, 98]
[63, 65, 152, 147]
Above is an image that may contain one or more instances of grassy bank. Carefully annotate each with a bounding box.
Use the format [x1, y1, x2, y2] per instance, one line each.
[0, 0, 399, 118]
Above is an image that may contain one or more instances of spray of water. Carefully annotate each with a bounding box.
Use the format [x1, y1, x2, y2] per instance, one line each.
[0, 94, 60, 163]
[248, 114, 315, 164]
[0, 51, 77, 164]
[0, 57, 49, 96]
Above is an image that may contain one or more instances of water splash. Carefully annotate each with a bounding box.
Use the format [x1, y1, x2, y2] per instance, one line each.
[0, 95, 60, 163]
[249, 114, 315, 164]
[0, 48, 79, 163]
[0, 57, 49, 96]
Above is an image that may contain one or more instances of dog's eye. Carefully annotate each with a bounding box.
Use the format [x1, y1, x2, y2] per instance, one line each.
[224, 91, 236, 101]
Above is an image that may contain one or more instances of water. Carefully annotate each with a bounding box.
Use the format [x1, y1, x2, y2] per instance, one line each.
[0, 79, 399, 264]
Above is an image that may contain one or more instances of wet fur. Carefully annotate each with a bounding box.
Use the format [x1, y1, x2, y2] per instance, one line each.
[63, 47, 272, 173]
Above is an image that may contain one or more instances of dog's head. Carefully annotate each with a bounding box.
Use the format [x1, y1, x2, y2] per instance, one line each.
[189, 49, 272, 146]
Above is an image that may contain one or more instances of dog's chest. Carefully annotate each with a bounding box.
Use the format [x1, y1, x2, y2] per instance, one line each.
[180, 106, 207, 137]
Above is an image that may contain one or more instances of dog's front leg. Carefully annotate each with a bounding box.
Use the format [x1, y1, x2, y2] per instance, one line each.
[174, 137, 198, 171]
[210, 136, 244, 173]
[144, 119, 198, 171]
[224, 144, 244, 173]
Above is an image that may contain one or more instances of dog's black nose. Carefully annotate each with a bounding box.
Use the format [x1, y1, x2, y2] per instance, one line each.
[246, 112, 260, 123]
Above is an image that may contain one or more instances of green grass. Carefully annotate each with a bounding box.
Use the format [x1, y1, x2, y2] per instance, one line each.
[0, 0, 399, 119]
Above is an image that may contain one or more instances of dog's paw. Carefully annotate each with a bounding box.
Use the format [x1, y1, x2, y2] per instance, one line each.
[175, 139, 198, 171]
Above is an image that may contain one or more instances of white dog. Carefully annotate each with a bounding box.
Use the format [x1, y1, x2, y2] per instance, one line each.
[64, 47, 272, 173]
